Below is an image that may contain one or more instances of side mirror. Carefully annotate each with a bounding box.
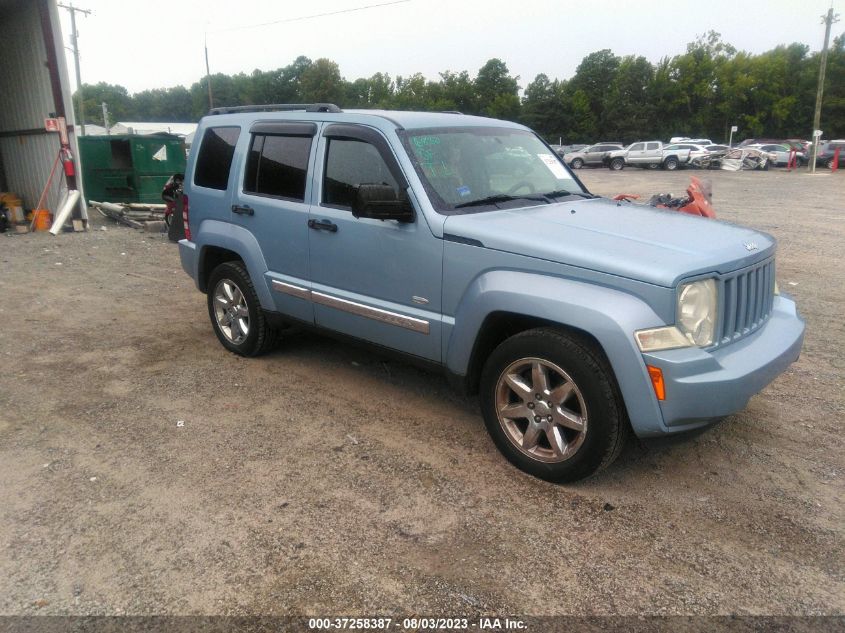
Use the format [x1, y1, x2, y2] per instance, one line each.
[352, 184, 415, 223]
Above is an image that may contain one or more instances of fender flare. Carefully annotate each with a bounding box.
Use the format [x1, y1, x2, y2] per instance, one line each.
[195, 220, 274, 310]
[446, 270, 668, 436]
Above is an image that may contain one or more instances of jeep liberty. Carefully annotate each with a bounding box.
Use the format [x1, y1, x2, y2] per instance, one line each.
[178, 104, 805, 482]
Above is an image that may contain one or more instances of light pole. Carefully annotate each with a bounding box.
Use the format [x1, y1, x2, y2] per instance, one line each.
[728, 125, 738, 148]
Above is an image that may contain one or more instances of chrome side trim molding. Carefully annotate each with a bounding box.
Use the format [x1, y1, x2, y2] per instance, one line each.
[271, 279, 311, 300]
[311, 291, 430, 335]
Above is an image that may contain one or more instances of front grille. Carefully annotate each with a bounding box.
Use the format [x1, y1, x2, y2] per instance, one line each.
[715, 258, 775, 346]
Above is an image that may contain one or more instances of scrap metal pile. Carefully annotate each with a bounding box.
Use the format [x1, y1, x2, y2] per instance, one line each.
[90, 201, 167, 230]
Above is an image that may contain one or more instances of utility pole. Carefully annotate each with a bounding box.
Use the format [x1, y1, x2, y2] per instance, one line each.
[58, 2, 92, 135]
[204, 32, 214, 110]
[810, 7, 840, 172]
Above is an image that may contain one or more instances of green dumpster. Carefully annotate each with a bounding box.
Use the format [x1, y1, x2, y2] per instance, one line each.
[79, 134, 186, 204]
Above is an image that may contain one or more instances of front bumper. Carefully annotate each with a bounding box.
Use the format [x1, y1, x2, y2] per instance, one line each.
[640, 295, 804, 435]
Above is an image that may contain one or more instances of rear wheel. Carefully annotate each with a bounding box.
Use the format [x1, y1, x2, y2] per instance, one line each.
[207, 261, 279, 356]
[610, 158, 625, 171]
[570, 158, 584, 169]
[480, 328, 629, 482]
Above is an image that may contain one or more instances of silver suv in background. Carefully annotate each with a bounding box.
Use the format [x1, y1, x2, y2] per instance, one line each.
[564, 143, 624, 169]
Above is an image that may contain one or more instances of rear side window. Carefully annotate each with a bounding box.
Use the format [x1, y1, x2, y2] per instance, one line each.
[323, 139, 399, 209]
[194, 126, 240, 190]
[244, 134, 312, 201]
[646, 142, 660, 150]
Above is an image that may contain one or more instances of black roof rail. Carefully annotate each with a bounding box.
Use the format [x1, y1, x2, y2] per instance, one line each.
[208, 103, 342, 115]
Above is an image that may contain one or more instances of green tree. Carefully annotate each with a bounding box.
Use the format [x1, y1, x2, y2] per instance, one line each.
[73, 82, 133, 125]
[475, 58, 520, 119]
[300, 58, 344, 104]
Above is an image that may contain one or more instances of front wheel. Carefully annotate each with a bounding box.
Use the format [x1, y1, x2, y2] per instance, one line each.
[207, 261, 279, 356]
[570, 158, 584, 169]
[610, 158, 625, 171]
[663, 157, 679, 171]
[480, 328, 629, 482]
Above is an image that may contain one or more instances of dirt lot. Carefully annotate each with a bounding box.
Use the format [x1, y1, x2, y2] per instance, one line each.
[0, 168, 842, 618]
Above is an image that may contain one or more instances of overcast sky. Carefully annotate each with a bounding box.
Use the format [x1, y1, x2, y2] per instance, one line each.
[59, 0, 844, 95]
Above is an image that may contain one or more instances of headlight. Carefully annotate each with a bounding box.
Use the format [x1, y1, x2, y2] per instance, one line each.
[677, 279, 718, 346]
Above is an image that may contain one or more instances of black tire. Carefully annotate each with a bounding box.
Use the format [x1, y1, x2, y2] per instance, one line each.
[480, 328, 630, 483]
[206, 261, 279, 357]
[610, 158, 625, 171]
[663, 156, 679, 171]
[570, 158, 584, 169]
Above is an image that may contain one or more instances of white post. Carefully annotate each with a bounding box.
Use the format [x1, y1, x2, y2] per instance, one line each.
[729, 125, 738, 148]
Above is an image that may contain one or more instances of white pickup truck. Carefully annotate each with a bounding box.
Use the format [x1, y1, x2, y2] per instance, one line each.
[605, 141, 692, 171]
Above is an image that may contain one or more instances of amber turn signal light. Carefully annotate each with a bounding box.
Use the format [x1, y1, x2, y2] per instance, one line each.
[646, 365, 666, 401]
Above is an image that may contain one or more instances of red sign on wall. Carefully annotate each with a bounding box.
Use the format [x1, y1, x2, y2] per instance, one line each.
[45, 118, 60, 132]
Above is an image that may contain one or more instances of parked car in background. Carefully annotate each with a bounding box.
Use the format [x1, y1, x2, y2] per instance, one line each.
[552, 144, 588, 158]
[705, 144, 730, 155]
[664, 143, 710, 162]
[746, 143, 804, 166]
[606, 141, 692, 170]
[813, 140, 845, 168]
[670, 137, 713, 145]
[564, 143, 624, 168]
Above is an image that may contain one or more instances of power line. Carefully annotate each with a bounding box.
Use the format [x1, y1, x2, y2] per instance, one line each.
[214, 0, 410, 33]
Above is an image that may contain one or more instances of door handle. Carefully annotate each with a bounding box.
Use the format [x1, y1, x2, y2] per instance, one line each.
[308, 219, 338, 233]
[232, 204, 254, 215]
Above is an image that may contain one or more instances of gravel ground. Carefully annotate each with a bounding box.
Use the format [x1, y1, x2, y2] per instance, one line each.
[0, 168, 842, 618]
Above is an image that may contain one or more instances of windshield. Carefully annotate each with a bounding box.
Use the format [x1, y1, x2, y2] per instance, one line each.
[402, 127, 587, 214]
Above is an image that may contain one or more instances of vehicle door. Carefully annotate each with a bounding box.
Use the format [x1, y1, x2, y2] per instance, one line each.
[229, 121, 318, 323]
[643, 142, 661, 163]
[307, 123, 443, 362]
[584, 145, 602, 165]
[626, 143, 646, 164]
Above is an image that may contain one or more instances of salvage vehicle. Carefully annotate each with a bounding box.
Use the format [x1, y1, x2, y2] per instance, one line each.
[812, 140, 845, 169]
[606, 141, 692, 170]
[563, 143, 624, 169]
[178, 104, 805, 482]
[746, 144, 803, 166]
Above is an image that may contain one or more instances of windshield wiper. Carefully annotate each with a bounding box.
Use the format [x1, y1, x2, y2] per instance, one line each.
[541, 189, 597, 200]
[454, 193, 550, 209]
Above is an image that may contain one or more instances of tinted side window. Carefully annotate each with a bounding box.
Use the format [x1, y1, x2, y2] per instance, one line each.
[630, 143, 644, 151]
[244, 134, 312, 201]
[194, 127, 240, 190]
[646, 142, 660, 150]
[323, 139, 399, 209]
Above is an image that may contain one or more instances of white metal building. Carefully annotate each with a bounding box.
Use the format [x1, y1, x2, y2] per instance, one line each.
[0, 0, 79, 213]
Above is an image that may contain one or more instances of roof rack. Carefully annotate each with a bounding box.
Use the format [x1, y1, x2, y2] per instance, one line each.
[208, 103, 342, 115]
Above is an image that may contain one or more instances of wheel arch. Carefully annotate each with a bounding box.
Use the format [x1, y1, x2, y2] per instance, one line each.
[194, 220, 273, 309]
[444, 271, 668, 436]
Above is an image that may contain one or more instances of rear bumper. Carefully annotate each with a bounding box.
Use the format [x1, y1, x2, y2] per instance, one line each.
[639, 295, 804, 436]
[178, 239, 199, 289]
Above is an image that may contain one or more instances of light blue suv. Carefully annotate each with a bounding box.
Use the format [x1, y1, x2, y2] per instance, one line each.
[178, 103, 804, 482]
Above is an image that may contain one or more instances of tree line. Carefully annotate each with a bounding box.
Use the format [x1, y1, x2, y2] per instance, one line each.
[74, 31, 845, 144]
